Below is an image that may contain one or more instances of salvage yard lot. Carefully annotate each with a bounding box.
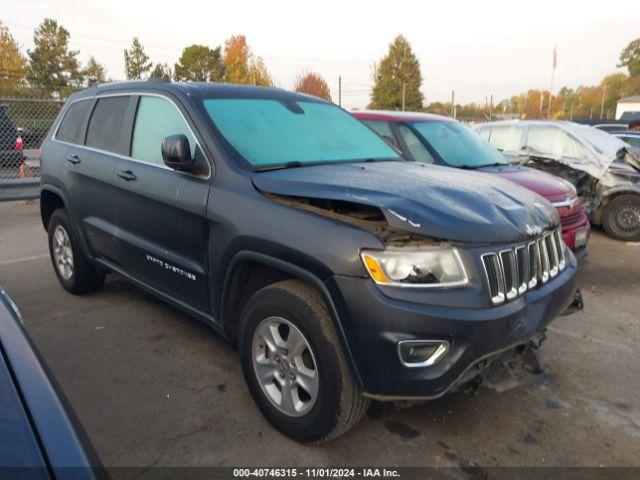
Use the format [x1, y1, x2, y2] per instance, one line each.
[0, 200, 639, 470]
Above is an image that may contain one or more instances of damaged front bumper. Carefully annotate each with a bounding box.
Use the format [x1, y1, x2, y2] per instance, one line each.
[331, 259, 579, 400]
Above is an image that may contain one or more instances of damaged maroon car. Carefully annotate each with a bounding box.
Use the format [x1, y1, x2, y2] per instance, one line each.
[354, 111, 590, 256]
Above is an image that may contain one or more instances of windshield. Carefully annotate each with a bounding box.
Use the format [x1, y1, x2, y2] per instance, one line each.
[410, 121, 507, 168]
[203, 98, 400, 169]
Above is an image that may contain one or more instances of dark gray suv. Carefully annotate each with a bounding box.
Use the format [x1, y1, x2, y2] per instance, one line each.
[40, 81, 579, 442]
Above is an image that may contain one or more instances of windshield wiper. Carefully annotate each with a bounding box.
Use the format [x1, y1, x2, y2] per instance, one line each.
[457, 162, 505, 170]
[255, 161, 303, 172]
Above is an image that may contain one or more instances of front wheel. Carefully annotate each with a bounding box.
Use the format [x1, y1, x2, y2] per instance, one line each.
[602, 194, 640, 241]
[238, 279, 369, 443]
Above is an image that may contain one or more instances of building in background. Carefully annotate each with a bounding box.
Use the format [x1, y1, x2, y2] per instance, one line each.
[616, 96, 640, 119]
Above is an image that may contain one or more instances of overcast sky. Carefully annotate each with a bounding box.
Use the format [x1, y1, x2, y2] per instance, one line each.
[4, 0, 640, 108]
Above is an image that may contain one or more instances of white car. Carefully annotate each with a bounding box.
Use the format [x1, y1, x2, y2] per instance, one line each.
[473, 120, 640, 241]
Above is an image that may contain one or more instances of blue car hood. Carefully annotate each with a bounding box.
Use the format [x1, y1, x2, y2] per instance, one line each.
[252, 161, 559, 244]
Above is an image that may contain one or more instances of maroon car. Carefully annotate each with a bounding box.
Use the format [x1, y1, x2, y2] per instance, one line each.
[353, 110, 590, 257]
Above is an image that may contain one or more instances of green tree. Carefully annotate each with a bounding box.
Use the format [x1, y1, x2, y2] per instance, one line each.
[369, 35, 423, 110]
[0, 21, 28, 95]
[174, 44, 225, 81]
[83, 56, 106, 86]
[27, 18, 83, 97]
[618, 38, 640, 77]
[124, 37, 151, 80]
[150, 62, 172, 80]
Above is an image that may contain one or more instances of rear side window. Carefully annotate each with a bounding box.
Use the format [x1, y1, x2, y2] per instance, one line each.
[131, 96, 197, 165]
[86, 96, 132, 155]
[526, 127, 590, 160]
[56, 100, 91, 144]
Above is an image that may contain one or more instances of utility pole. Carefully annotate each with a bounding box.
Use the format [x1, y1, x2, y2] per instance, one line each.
[590, 107, 593, 120]
[570, 103, 574, 121]
[338, 76, 342, 107]
[451, 90, 455, 118]
[401, 83, 406, 111]
[600, 86, 607, 119]
[489, 94, 493, 121]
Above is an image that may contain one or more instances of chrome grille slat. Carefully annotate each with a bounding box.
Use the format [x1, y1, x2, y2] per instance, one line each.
[515, 246, 528, 294]
[500, 250, 518, 300]
[482, 229, 566, 305]
[481, 253, 505, 305]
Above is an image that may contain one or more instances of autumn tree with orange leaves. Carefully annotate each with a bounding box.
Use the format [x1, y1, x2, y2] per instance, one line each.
[223, 35, 272, 87]
[294, 71, 332, 101]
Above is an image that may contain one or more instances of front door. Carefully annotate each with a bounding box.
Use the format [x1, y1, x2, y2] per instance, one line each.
[110, 94, 212, 312]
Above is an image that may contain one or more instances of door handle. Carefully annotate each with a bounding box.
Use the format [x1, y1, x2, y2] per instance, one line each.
[117, 169, 137, 181]
[66, 154, 81, 164]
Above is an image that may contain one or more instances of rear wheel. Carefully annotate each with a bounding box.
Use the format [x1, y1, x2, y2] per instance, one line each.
[239, 279, 369, 443]
[48, 208, 105, 294]
[602, 194, 640, 241]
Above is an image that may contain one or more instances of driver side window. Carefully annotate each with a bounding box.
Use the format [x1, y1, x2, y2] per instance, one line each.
[131, 96, 197, 165]
[397, 125, 434, 164]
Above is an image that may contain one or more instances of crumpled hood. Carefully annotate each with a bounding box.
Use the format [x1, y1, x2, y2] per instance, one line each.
[253, 162, 558, 243]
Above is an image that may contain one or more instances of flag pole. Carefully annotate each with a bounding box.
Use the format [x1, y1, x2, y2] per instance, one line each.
[547, 45, 557, 119]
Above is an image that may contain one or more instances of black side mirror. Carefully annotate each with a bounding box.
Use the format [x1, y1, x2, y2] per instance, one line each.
[161, 134, 194, 171]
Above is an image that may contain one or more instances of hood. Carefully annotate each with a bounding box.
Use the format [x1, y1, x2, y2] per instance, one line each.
[565, 123, 639, 177]
[478, 164, 574, 199]
[253, 162, 558, 244]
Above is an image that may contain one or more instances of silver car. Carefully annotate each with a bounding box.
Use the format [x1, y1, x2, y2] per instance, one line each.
[473, 120, 640, 241]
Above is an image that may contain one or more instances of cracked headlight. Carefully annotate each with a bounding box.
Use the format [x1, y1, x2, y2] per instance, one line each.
[360, 246, 468, 288]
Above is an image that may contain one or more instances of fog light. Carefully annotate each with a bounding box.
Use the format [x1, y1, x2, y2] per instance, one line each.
[397, 340, 449, 368]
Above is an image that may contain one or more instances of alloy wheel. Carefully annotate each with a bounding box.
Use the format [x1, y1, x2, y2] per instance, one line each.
[251, 316, 319, 417]
[53, 225, 74, 280]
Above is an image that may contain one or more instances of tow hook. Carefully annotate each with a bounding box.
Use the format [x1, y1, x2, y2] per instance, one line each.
[560, 288, 584, 316]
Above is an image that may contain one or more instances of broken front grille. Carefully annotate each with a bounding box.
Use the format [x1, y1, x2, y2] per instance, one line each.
[481, 229, 566, 305]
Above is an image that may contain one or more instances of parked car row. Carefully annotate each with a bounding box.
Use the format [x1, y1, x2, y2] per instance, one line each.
[353, 111, 591, 256]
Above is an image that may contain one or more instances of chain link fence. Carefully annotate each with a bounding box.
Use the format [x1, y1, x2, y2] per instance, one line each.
[1, 98, 64, 201]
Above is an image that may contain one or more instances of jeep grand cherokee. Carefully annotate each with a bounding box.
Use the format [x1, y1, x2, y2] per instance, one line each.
[40, 82, 579, 443]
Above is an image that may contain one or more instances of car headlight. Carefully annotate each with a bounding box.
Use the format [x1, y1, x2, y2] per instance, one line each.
[360, 246, 468, 288]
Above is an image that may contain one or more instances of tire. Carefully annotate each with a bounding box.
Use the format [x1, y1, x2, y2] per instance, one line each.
[238, 279, 369, 443]
[602, 194, 640, 241]
[48, 208, 105, 294]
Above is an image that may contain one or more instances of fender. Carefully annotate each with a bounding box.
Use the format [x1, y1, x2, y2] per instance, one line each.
[220, 250, 364, 387]
[592, 184, 640, 224]
[40, 185, 96, 269]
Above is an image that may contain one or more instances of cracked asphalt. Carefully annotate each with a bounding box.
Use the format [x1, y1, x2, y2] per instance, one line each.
[1, 201, 639, 473]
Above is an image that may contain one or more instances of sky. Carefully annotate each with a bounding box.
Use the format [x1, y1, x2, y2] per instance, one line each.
[4, 0, 640, 109]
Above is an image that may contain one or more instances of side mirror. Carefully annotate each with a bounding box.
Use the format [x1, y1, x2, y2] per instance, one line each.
[161, 134, 194, 171]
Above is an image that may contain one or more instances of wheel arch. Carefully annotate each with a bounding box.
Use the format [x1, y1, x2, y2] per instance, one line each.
[40, 186, 67, 231]
[593, 187, 640, 224]
[220, 250, 363, 387]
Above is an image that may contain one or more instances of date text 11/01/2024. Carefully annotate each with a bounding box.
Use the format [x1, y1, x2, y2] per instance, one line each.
[233, 468, 400, 478]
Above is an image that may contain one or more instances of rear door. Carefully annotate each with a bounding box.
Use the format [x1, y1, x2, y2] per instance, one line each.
[110, 94, 211, 311]
[71, 95, 136, 262]
[56, 96, 135, 263]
